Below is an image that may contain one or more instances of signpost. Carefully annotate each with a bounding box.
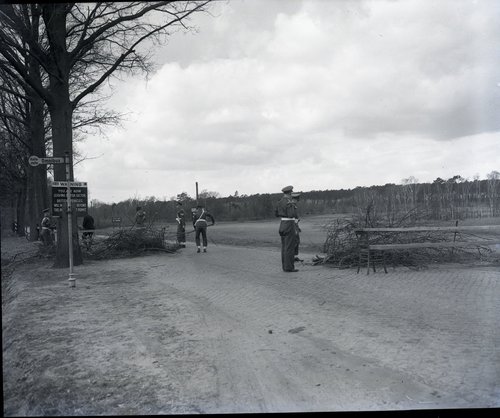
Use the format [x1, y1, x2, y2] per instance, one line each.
[111, 217, 122, 228]
[64, 152, 76, 288]
[29, 153, 80, 287]
[28, 156, 65, 166]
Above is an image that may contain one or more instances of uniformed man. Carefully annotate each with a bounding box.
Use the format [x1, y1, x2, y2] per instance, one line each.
[135, 206, 146, 228]
[192, 203, 215, 253]
[291, 191, 303, 262]
[275, 185, 299, 272]
[40, 208, 53, 246]
[175, 201, 186, 248]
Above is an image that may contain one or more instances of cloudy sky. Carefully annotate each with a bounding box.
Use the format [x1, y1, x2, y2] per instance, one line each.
[75, 0, 500, 204]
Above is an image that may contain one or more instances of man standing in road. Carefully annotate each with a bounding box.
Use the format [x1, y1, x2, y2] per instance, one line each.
[275, 185, 299, 272]
[291, 191, 303, 262]
[175, 201, 186, 248]
[192, 203, 215, 253]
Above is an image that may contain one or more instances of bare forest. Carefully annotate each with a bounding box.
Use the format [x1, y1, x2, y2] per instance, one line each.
[33, 172, 500, 230]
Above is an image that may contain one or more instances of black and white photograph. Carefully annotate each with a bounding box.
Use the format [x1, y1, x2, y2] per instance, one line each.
[1, 0, 499, 415]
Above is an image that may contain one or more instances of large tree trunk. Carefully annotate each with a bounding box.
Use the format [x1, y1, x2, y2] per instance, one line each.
[26, 83, 48, 242]
[43, 3, 82, 268]
[26, 5, 48, 242]
[49, 97, 83, 268]
[15, 186, 27, 236]
[27, 156, 47, 242]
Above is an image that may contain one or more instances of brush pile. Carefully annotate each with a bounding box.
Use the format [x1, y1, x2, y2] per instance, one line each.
[321, 218, 360, 268]
[85, 227, 179, 260]
[322, 208, 498, 269]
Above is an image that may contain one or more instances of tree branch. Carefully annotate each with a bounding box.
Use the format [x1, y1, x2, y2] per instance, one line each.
[71, 1, 211, 107]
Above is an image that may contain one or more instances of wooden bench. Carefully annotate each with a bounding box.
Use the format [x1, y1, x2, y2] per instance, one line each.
[355, 225, 500, 274]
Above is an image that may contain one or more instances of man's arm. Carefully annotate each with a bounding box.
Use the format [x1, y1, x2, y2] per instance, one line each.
[285, 202, 297, 218]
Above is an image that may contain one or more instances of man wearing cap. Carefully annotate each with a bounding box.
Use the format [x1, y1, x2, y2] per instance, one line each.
[40, 209, 53, 246]
[192, 203, 215, 253]
[275, 185, 299, 272]
[291, 191, 303, 262]
[175, 201, 186, 248]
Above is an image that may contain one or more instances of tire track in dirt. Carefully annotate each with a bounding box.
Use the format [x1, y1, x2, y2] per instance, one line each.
[3, 241, 499, 414]
[137, 245, 485, 411]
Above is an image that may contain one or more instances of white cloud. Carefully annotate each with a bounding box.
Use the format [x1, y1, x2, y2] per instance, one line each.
[77, 0, 500, 203]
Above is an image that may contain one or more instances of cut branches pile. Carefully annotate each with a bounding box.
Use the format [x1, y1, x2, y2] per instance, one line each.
[322, 207, 499, 269]
[84, 227, 179, 260]
[321, 218, 359, 268]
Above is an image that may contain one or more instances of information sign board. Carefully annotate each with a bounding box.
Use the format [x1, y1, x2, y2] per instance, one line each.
[51, 185, 88, 215]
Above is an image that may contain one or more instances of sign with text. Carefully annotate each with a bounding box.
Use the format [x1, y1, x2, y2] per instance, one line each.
[52, 181, 88, 187]
[28, 155, 65, 166]
[51, 184, 88, 215]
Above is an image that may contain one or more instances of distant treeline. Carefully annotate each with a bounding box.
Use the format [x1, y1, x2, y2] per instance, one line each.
[89, 174, 500, 228]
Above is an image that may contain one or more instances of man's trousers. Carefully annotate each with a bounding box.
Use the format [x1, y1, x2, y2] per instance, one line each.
[195, 226, 208, 247]
[281, 232, 296, 271]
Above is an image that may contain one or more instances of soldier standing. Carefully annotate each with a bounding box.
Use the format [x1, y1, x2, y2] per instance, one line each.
[40, 208, 53, 246]
[291, 191, 303, 262]
[175, 201, 186, 248]
[135, 206, 146, 228]
[275, 185, 299, 272]
[192, 204, 215, 253]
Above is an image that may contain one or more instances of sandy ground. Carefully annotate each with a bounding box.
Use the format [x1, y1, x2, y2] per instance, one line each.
[2, 220, 500, 415]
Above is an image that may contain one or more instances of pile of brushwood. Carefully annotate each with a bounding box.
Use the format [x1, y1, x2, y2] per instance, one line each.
[84, 227, 179, 260]
[322, 207, 498, 269]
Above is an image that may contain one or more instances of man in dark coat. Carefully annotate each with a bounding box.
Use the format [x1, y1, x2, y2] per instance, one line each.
[291, 191, 303, 262]
[175, 201, 186, 248]
[82, 213, 95, 239]
[275, 185, 299, 272]
[192, 204, 215, 253]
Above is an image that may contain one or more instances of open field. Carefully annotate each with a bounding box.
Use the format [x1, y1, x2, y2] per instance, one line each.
[96, 213, 500, 254]
[2, 215, 500, 415]
[87, 213, 339, 254]
[190, 214, 338, 253]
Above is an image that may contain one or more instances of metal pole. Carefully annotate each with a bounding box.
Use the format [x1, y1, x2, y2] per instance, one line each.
[196, 181, 199, 202]
[66, 151, 75, 287]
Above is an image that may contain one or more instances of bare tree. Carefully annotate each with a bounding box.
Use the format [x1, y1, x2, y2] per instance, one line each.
[487, 170, 500, 216]
[0, 1, 213, 267]
[401, 176, 419, 217]
[0, 67, 46, 238]
[0, 4, 49, 240]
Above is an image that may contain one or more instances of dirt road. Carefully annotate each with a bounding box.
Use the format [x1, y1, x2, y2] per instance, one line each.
[2, 235, 499, 415]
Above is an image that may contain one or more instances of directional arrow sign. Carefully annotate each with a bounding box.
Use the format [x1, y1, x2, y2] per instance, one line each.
[28, 155, 64, 166]
[40, 157, 64, 164]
